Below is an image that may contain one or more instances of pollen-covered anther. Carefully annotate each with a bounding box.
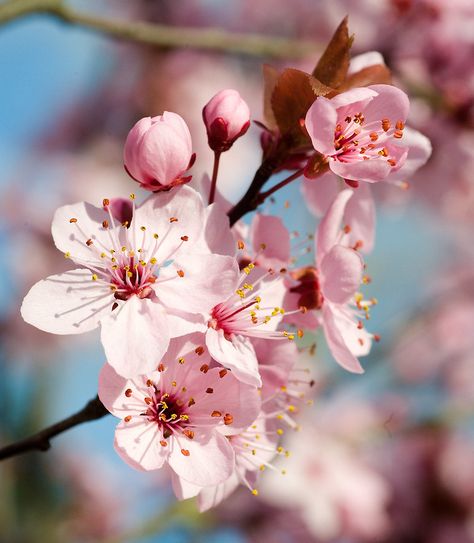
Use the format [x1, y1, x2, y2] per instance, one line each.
[343, 224, 351, 234]
[125, 388, 133, 397]
[169, 217, 178, 223]
[219, 369, 227, 378]
[177, 270, 185, 278]
[124, 415, 132, 423]
[374, 334, 381, 342]
[223, 413, 234, 425]
[194, 346, 205, 356]
[297, 329, 304, 338]
[206, 387, 214, 394]
[183, 429, 194, 440]
[178, 357, 185, 365]
[211, 410, 222, 417]
[381, 118, 391, 132]
[157, 363, 165, 372]
[160, 440, 167, 447]
[69, 218, 77, 223]
[237, 240, 245, 250]
[180, 235, 189, 241]
[102, 220, 109, 229]
[181, 449, 190, 456]
[144, 397, 153, 405]
[200, 364, 209, 373]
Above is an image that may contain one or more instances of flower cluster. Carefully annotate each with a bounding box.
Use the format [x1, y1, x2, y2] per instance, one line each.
[19, 21, 431, 510]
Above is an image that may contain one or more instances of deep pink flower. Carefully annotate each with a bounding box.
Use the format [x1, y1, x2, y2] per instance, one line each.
[99, 334, 261, 486]
[305, 85, 410, 184]
[21, 186, 238, 377]
[124, 112, 195, 191]
[203, 89, 250, 152]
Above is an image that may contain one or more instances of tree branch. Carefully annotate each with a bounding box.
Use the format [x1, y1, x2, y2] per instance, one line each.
[0, 0, 320, 59]
[0, 395, 108, 461]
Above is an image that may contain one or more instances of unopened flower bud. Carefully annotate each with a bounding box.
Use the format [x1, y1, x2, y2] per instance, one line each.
[124, 112, 195, 191]
[203, 89, 250, 153]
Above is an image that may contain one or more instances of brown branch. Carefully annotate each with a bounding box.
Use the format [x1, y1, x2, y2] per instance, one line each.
[0, 0, 320, 59]
[0, 395, 108, 461]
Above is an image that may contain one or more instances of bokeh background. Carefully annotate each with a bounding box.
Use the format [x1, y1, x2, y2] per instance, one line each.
[0, 1, 473, 542]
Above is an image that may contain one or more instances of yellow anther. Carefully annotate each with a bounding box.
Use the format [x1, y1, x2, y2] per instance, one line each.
[64, 252, 70, 259]
[149, 257, 157, 265]
[236, 289, 245, 298]
[259, 465, 265, 471]
[280, 386, 287, 392]
[264, 316, 271, 323]
[243, 283, 253, 290]
[112, 265, 118, 270]
[248, 263, 255, 270]
[100, 252, 106, 258]
[276, 414, 283, 420]
[281, 469, 287, 475]
[140, 226, 146, 231]
[153, 233, 159, 239]
[251, 489, 259, 496]
[129, 193, 136, 200]
[121, 246, 126, 252]
[277, 446, 284, 454]
[251, 449, 256, 456]
[254, 296, 261, 303]
[277, 428, 284, 435]
[111, 257, 116, 263]
[180, 414, 189, 421]
[178, 357, 185, 364]
[243, 267, 251, 275]
[288, 405, 296, 413]
[285, 450, 291, 458]
[91, 274, 98, 281]
[171, 381, 177, 387]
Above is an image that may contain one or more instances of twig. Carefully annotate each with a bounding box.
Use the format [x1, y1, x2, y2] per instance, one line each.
[0, 0, 320, 59]
[0, 395, 108, 461]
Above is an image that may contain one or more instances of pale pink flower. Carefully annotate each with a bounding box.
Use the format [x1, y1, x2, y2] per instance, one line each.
[21, 186, 237, 377]
[123, 112, 195, 191]
[203, 89, 250, 152]
[286, 189, 373, 373]
[305, 84, 410, 184]
[205, 265, 287, 387]
[98, 334, 261, 486]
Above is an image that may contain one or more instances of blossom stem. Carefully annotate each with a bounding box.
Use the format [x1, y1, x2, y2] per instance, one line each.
[208, 151, 221, 205]
[0, 0, 320, 59]
[0, 396, 108, 461]
[257, 168, 305, 203]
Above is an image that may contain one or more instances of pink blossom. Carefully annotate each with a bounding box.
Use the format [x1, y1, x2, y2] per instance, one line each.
[98, 334, 261, 486]
[286, 189, 373, 373]
[305, 84, 410, 184]
[123, 112, 194, 191]
[21, 186, 238, 377]
[203, 89, 250, 152]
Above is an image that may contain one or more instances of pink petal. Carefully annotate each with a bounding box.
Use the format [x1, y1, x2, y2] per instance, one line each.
[330, 157, 392, 183]
[133, 186, 206, 263]
[387, 127, 432, 183]
[344, 183, 376, 254]
[322, 304, 365, 374]
[197, 472, 240, 512]
[206, 328, 262, 387]
[250, 214, 291, 267]
[331, 86, 378, 110]
[21, 269, 112, 335]
[364, 85, 410, 125]
[168, 430, 235, 486]
[320, 245, 363, 304]
[52, 201, 118, 262]
[171, 472, 201, 500]
[158, 254, 240, 315]
[100, 296, 170, 378]
[305, 97, 338, 156]
[316, 189, 353, 264]
[204, 202, 236, 256]
[301, 171, 340, 217]
[114, 419, 168, 471]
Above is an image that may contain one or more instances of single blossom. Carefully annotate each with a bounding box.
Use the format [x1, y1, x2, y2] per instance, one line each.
[124, 112, 195, 191]
[305, 84, 411, 184]
[98, 334, 261, 486]
[203, 89, 251, 152]
[286, 190, 374, 373]
[21, 186, 237, 377]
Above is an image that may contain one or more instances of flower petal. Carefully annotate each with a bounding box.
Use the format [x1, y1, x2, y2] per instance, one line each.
[364, 84, 410, 125]
[114, 418, 168, 471]
[305, 97, 338, 156]
[322, 304, 366, 373]
[344, 183, 376, 254]
[206, 328, 262, 387]
[21, 269, 112, 334]
[168, 430, 235, 486]
[250, 214, 291, 268]
[320, 245, 363, 304]
[387, 127, 432, 183]
[330, 157, 392, 183]
[302, 171, 340, 217]
[100, 296, 170, 377]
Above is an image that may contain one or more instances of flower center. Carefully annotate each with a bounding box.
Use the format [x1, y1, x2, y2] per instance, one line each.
[332, 113, 405, 167]
[145, 390, 190, 439]
[290, 266, 324, 310]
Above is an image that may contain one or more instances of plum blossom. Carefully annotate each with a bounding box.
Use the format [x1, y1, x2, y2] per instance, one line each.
[203, 89, 250, 153]
[305, 84, 411, 184]
[172, 338, 315, 511]
[21, 186, 237, 377]
[99, 334, 261, 486]
[286, 189, 374, 373]
[124, 112, 195, 191]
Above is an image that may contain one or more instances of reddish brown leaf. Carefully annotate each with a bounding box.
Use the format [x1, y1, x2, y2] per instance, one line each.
[339, 64, 392, 91]
[262, 64, 280, 130]
[312, 16, 353, 88]
[271, 68, 332, 144]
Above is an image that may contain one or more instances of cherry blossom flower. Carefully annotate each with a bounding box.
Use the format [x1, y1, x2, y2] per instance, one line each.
[99, 334, 261, 486]
[21, 186, 237, 377]
[203, 89, 250, 152]
[286, 189, 374, 373]
[305, 84, 411, 184]
[124, 112, 195, 191]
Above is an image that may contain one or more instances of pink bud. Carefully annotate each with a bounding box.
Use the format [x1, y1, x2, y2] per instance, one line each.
[124, 112, 194, 191]
[203, 89, 250, 153]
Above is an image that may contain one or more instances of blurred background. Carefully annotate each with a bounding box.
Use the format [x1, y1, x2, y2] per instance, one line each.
[0, 1, 473, 542]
